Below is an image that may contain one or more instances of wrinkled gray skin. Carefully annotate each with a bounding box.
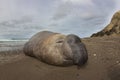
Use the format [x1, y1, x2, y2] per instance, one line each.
[64, 34, 88, 66]
[24, 31, 88, 66]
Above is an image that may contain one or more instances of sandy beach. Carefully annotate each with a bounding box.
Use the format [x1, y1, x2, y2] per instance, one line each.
[0, 37, 120, 80]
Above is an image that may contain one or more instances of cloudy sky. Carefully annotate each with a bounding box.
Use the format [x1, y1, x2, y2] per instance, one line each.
[0, 0, 120, 40]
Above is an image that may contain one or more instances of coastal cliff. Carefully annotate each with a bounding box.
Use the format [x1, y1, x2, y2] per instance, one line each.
[91, 11, 120, 37]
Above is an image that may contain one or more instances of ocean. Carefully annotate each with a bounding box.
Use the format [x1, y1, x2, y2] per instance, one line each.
[0, 40, 27, 52]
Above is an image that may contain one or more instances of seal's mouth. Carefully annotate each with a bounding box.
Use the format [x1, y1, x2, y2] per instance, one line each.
[73, 55, 87, 66]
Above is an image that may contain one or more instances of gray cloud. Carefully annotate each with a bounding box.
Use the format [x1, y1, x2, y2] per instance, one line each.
[52, 0, 116, 21]
[0, 0, 119, 39]
[52, 1, 72, 20]
[49, 0, 118, 37]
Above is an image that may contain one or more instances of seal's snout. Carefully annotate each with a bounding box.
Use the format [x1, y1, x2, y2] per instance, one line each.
[66, 34, 88, 66]
[73, 43, 88, 66]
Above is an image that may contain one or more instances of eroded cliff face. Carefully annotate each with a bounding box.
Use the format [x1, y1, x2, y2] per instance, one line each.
[91, 11, 120, 37]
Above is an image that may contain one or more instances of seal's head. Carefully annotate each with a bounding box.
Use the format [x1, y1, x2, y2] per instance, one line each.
[62, 34, 88, 66]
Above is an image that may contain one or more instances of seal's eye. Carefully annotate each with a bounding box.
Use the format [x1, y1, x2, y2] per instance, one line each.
[56, 39, 64, 43]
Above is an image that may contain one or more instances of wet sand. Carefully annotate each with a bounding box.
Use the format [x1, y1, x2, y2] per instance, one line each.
[0, 37, 120, 80]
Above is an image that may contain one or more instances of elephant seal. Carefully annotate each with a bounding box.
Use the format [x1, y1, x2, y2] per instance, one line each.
[24, 31, 88, 66]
